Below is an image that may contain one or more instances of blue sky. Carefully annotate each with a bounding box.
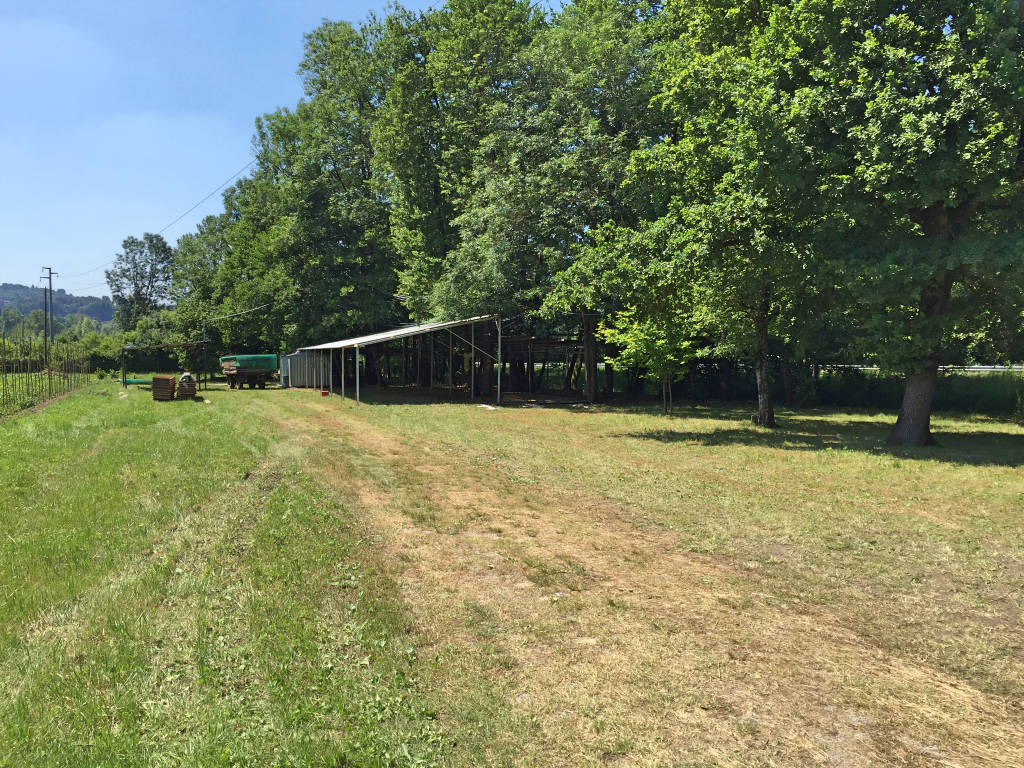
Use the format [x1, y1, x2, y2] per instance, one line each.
[0, 1, 428, 296]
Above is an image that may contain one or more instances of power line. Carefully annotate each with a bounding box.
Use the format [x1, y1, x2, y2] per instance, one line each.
[59, 281, 110, 294]
[155, 158, 257, 235]
[61, 157, 258, 280]
[205, 303, 272, 323]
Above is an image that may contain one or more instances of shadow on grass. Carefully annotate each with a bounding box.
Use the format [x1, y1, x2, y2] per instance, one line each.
[619, 416, 1024, 467]
[314, 388, 1023, 467]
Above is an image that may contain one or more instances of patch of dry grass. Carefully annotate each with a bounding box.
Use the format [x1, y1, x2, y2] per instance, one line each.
[276, 391, 1024, 767]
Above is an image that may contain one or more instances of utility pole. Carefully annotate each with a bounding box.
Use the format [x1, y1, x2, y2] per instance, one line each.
[41, 267, 57, 397]
[41, 279, 48, 364]
[41, 267, 57, 343]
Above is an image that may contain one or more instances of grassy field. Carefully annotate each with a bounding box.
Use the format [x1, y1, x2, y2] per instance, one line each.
[1, 382, 1022, 766]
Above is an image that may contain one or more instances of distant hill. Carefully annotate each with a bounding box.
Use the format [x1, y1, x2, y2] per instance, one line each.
[0, 283, 115, 323]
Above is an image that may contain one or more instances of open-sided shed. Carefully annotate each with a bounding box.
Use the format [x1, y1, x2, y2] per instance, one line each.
[287, 315, 501, 404]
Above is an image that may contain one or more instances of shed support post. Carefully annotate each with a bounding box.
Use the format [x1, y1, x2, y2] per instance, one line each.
[329, 349, 333, 396]
[449, 329, 453, 396]
[430, 334, 435, 390]
[355, 345, 360, 405]
[417, 337, 423, 388]
[470, 323, 475, 401]
[341, 349, 345, 400]
[496, 316, 502, 405]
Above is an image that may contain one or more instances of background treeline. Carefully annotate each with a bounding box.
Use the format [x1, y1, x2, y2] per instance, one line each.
[69, 1, 1024, 441]
[0, 284, 114, 324]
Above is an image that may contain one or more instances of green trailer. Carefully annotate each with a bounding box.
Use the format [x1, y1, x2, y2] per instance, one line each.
[220, 354, 278, 389]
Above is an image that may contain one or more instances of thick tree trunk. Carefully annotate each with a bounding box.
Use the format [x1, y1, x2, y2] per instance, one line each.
[886, 268, 955, 446]
[886, 202, 964, 445]
[886, 360, 940, 446]
[752, 310, 776, 427]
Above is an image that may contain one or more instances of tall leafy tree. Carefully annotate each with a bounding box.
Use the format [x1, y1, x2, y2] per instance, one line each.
[106, 233, 174, 331]
[373, 0, 545, 320]
[171, 16, 401, 355]
[442, 0, 660, 320]
[550, 0, 822, 425]
[685, 0, 1024, 444]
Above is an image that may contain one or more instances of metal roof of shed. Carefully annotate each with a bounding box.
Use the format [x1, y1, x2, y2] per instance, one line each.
[297, 314, 496, 351]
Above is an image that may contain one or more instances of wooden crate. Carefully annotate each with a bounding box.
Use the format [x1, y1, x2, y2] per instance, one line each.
[152, 375, 176, 401]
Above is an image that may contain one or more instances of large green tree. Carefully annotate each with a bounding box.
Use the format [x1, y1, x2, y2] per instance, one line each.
[442, 0, 660, 320]
[372, 0, 545, 320]
[171, 15, 401, 356]
[106, 233, 174, 331]
[759, 0, 1024, 444]
[549, 0, 823, 425]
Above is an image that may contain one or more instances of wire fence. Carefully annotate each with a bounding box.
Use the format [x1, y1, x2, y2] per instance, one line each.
[0, 334, 92, 417]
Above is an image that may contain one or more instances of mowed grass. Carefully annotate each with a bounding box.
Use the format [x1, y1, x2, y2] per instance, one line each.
[0, 383, 443, 766]
[2, 382, 1023, 766]
[283, 390, 1024, 767]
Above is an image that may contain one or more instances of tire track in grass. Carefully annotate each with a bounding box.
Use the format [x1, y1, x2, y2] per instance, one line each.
[0, 413, 445, 767]
[276, 393, 1024, 768]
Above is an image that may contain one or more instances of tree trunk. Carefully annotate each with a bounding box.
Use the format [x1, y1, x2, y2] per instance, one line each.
[886, 268, 955, 446]
[752, 310, 776, 427]
[604, 360, 614, 398]
[886, 360, 940, 446]
[564, 354, 578, 392]
[582, 312, 598, 403]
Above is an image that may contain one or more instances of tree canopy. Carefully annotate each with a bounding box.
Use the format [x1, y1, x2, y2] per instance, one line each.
[97, 0, 1023, 443]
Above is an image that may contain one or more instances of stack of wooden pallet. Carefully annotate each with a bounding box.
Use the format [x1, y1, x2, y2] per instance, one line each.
[176, 378, 197, 400]
[152, 375, 176, 401]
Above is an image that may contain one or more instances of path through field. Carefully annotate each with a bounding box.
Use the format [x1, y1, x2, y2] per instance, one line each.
[2, 384, 1021, 767]
[274, 392, 1024, 767]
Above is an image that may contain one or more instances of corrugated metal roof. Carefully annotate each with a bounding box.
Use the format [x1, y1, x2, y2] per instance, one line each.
[297, 314, 497, 351]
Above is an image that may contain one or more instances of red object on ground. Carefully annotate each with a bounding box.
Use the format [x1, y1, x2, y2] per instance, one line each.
[321, 390, 329, 397]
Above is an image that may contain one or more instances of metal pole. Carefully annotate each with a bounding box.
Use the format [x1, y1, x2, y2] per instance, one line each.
[41, 284, 48, 366]
[341, 348, 345, 400]
[449, 329, 453, 396]
[355, 345, 360, 405]
[430, 334, 435, 390]
[496, 316, 502, 405]
[470, 323, 475, 401]
[329, 349, 333, 395]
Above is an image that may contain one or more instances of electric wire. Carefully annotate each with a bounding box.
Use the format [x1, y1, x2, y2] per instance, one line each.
[61, 157, 258, 281]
